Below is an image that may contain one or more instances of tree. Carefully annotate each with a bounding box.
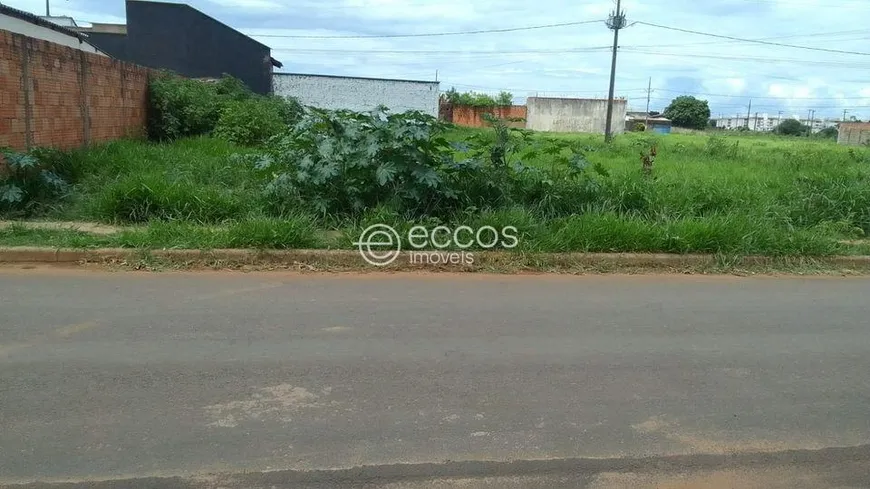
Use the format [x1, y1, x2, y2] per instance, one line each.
[815, 126, 839, 140]
[496, 91, 514, 106]
[773, 118, 809, 136]
[442, 87, 514, 107]
[663, 96, 711, 130]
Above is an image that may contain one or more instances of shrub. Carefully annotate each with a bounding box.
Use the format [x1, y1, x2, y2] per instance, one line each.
[147, 73, 253, 141]
[814, 127, 839, 140]
[214, 97, 287, 147]
[773, 118, 809, 136]
[0, 147, 70, 216]
[255, 107, 457, 217]
[89, 174, 245, 223]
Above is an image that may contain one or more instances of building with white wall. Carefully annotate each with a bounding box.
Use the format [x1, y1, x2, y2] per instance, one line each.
[272, 73, 440, 116]
[712, 114, 841, 133]
[0, 4, 103, 54]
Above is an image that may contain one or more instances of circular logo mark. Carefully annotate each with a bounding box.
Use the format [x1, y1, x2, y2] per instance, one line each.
[353, 224, 401, 267]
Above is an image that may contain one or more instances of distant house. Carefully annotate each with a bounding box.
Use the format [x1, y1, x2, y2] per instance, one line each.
[626, 112, 672, 134]
[74, 0, 282, 94]
[0, 4, 104, 54]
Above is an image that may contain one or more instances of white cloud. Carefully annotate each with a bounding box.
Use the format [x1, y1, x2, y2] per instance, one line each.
[3, 0, 869, 119]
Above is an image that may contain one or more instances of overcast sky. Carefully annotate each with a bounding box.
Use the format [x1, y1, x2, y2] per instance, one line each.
[6, 0, 870, 120]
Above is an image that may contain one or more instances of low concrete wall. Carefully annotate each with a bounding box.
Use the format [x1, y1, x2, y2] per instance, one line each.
[272, 73, 440, 117]
[838, 123, 870, 146]
[442, 104, 527, 128]
[526, 97, 626, 134]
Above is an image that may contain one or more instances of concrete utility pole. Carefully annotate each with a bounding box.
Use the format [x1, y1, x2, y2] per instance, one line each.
[745, 99, 752, 129]
[843, 109, 848, 122]
[46, 0, 50, 16]
[604, 0, 626, 143]
[645, 76, 651, 131]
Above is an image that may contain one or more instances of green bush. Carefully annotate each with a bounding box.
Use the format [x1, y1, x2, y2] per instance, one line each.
[147, 73, 253, 141]
[256, 107, 457, 217]
[0, 147, 70, 216]
[214, 97, 293, 147]
[89, 174, 245, 223]
[773, 118, 809, 136]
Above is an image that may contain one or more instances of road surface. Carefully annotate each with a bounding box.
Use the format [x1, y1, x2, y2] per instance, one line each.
[1, 269, 869, 488]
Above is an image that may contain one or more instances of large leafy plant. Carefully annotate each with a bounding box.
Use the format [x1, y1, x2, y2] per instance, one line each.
[0, 148, 69, 215]
[256, 107, 455, 217]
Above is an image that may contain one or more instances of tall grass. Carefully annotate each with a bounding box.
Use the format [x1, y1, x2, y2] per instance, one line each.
[9, 129, 870, 255]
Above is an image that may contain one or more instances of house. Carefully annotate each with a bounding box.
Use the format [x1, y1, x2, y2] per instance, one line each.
[626, 112, 672, 134]
[0, 4, 104, 54]
[711, 114, 840, 133]
[74, 0, 282, 94]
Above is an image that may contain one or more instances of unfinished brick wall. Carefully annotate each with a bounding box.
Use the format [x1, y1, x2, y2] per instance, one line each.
[0, 30, 153, 151]
[838, 122, 870, 146]
[440, 104, 527, 129]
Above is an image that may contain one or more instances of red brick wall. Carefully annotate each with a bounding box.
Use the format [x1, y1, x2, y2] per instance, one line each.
[0, 30, 153, 151]
[443, 104, 527, 129]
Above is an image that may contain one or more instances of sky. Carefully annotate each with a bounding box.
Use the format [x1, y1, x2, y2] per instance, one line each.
[5, 0, 870, 120]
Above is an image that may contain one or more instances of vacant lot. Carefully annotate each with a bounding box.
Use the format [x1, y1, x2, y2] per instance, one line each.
[2, 77, 869, 257]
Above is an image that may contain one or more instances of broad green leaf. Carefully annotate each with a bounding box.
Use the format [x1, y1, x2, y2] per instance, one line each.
[253, 155, 273, 170]
[0, 184, 25, 203]
[375, 162, 398, 186]
[40, 170, 68, 189]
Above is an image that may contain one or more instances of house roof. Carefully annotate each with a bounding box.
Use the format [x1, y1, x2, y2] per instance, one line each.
[0, 3, 93, 44]
[124, 1, 281, 67]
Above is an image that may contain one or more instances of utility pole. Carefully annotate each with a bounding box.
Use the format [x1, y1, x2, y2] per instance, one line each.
[604, 0, 626, 143]
[644, 76, 651, 131]
[843, 109, 848, 122]
[46, 0, 50, 16]
[754, 112, 759, 132]
[745, 99, 752, 129]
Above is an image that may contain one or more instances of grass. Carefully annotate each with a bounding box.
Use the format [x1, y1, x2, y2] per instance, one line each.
[6, 129, 870, 258]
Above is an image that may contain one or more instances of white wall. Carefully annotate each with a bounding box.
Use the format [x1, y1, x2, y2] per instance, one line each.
[0, 13, 103, 54]
[273, 73, 440, 116]
[526, 97, 627, 134]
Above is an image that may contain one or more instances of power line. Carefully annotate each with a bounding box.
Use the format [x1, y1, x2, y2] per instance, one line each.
[274, 47, 613, 55]
[619, 49, 870, 68]
[634, 21, 870, 56]
[248, 19, 604, 39]
[652, 88, 870, 101]
[443, 82, 649, 94]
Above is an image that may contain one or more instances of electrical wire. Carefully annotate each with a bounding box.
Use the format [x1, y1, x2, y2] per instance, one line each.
[248, 19, 604, 39]
[619, 49, 870, 69]
[651, 88, 870, 101]
[634, 21, 870, 56]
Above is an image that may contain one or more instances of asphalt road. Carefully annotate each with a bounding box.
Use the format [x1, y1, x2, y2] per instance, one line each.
[1, 269, 869, 488]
